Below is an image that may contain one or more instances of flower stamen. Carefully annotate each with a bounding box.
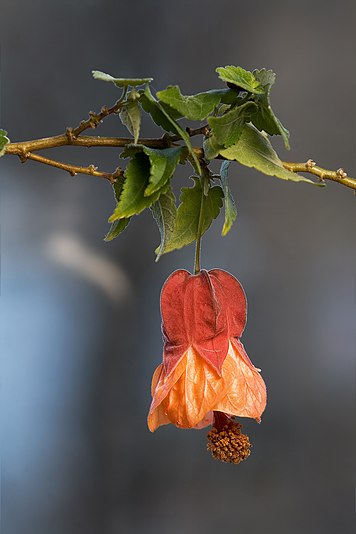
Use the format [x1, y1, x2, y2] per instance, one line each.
[207, 412, 251, 464]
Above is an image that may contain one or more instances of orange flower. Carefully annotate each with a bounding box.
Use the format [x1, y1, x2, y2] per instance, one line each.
[148, 269, 267, 463]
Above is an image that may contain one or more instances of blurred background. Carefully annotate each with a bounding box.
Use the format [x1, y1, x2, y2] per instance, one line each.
[1, 1, 355, 533]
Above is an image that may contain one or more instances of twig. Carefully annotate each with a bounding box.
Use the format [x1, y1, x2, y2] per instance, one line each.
[70, 93, 127, 137]
[5, 135, 170, 154]
[281, 159, 356, 192]
[4, 99, 356, 191]
[19, 152, 122, 183]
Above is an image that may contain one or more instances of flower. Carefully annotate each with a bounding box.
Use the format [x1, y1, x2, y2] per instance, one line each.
[148, 269, 267, 463]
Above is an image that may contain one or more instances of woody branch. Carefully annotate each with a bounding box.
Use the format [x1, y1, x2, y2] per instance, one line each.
[4, 104, 356, 191]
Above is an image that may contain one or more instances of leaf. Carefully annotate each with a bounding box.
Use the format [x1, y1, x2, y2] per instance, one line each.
[161, 178, 223, 254]
[141, 86, 201, 175]
[203, 134, 223, 160]
[113, 176, 126, 202]
[151, 186, 177, 260]
[142, 146, 186, 196]
[156, 85, 221, 121]
[205, 88, 240, 105]
[251, 69, 290, 150]
[220, 124, 318, 185]
[216, 66, 264, 94]
[220, 161, 237, 236]
[0, 129, 10, 157]
[105, 218, 131, 241]
[253, 68, 276, 88]
[119, 97, 141, 144]
[140, 90, 181, 133]
[120, 144, 141, 159]
[108, 153, 163, 221]
[92, 70, 153, 87]
[208, 101, 257, 147]
[105, 177, 131, 240]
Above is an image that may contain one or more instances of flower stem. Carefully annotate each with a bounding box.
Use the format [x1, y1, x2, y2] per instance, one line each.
[194, 234, 202, 274]
[194, 175, 207, 274]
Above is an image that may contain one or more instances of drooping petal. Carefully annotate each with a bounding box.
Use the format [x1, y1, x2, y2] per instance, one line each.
[208, 269, 247, 338]
[214, 339, 267, 421]
[148, 347, 226, 431]
[148, 356, 188, 432]
[193, 411, 214, 429]
[160, 270, 191, 374]
[184, 271, 229, 374]
[161, 269, 247, 375]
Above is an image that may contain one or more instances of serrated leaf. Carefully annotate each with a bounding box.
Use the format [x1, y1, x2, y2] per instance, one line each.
[141, 86, 201, 175]
[0, 129, 10, 157]
[142, 146, 186, 196]
[120, 144, 141, 159]
[151, 186, 177, 260]
[119, 98, 141, 144]
[109, 153, 163, 221]
[105, 218, 131, 241]
[157, 85, 221, 121]
[92, 70, 153, 87]
[113, 175, 126, 201]
[208, 101, 257, 147]
[220, 124, 318, 185]
[205, 88, 240, 105]
[216, 66, 264, 94]
[219, 161, 237, 236]
[203, 134, 224, 160]
[140, 92, 181, 133]
[104, 177, 131, 240]
[253, 68, 276, 88]
[251, 69, 290, 150]
[161, 178, 223, 254]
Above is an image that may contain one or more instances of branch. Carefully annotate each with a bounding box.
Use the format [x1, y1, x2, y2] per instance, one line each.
[281, 159, 356, 192]
[70, 93, 127, 137]
[19, 152, 123, 183]
[4, 105, 356, 191]
[5, 134, 170, 154]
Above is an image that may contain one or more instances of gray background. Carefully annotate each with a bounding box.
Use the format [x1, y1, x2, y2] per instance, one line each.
[1, 1, 355, 533]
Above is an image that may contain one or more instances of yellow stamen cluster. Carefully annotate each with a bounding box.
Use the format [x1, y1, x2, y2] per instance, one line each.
[207, 422, 251, 464]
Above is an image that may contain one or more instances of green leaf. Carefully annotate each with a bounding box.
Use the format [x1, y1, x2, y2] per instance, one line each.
[108, 153, 163, 221]
[113, 176, 126, 201]
[119, 98, 141, 144]
[162, 178, 223, 254]
[151, 186, 177, 261]
[205, 88, 240, 105]
[92, 70, 153, 87]
[220, 161, 237, 236]
[251, 69, 290, 150]
[203, 133, 223, 160]
[105, 218, 131, 241]
[105, 178, 131, 240]
[216, 66, 264, 94]
[141, 86, 201, 175]
[0, 129, 10, 157]
[140, 90, 181, 133]
[208, 101, 257, 147]
[120, 144, 141, 159]
[253, 68, 276, 88]
[142, 146, 186, 196]
[220, 124, 318, 185]
[156, 85, 221, 121]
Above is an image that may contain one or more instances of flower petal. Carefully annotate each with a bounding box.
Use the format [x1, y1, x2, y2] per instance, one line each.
[185, 270, 229, 374]
[160, 270, 191, 374]
[148, 348, 226, 430]
[148, 357, 187, 428]
[214, 340, 267, 421]
[208, 269, 247, 338]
